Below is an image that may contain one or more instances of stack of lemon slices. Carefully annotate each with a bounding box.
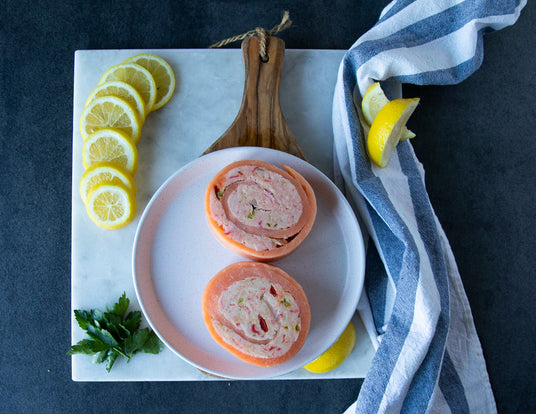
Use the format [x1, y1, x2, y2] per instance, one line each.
[79, 54, 176, 229]
[361, 82, 420, 168]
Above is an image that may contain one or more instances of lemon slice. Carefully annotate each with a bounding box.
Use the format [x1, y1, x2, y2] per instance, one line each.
[124, 54, 175, 111]
[82, 128, 138, 174]
[98, 63, 157, 113]
[79, 162, 136, 204]
[85, 182, 136, 229]
[80, 96, 141, 143]
[85, 80, 146, 123]
[362, 82, 390, 126]
[367, 98, 420, 168]
[303, 321, 356, 373]
[362, 82, 415, 140]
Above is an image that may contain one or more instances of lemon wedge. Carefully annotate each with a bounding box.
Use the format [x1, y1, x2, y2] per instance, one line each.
[79, 162, 136, 204]
[85, 80, 146, 123]
[367, 98, 420, 168]
[85, 182, 136, 229]
[99, 63, 157, 113]
[362, 82, 416, 140]
[303, 321, 356, 373]
[124, 54, 176, 111]
[82, 128, 138, 174]
[362, 82, 390, 126]
[80, 95, 141, 143]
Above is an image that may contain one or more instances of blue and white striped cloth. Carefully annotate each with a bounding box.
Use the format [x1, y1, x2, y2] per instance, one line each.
[332, 0, 527, 412]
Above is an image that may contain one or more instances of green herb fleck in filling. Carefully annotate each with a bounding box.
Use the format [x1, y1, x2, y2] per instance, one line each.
[247, 210, 255, 219]
[280, 298, 292, 307]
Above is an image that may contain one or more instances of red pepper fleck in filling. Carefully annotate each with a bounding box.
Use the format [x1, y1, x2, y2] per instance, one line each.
[270, 285, 277, 296]
[258, 315, 268, 332]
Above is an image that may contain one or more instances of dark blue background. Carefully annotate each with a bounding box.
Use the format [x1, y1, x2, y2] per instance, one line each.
[1, 1, 534, 412]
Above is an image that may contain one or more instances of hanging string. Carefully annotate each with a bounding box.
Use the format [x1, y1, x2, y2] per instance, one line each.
[209, 11, 292, 61]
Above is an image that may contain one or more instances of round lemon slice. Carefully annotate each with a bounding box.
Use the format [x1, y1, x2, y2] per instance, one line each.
[362, 82, 416, 140]
[85, 182, 136, 229]
[82, 128, 138, 174]
[367, 98, 420, 168]
[79, 162, 136, 204]
[85, 80, 146, 123]
[80, 95, 141, 143]
[303, 321, 356, 373]
[98, 62, 157, 113]
[124, 54, 176, 111]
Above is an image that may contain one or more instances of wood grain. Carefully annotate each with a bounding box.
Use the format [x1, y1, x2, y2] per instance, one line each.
[202, 36, 306, 160]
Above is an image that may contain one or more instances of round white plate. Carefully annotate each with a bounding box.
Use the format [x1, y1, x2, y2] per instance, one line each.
[132, 147, 365, 379]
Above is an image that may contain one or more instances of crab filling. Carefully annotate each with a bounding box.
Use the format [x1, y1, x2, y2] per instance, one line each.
[209, 165, 304, 251]
[211, 277, 301, 359]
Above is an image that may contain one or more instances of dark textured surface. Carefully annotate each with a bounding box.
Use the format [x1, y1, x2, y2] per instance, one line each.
[0, 1, 534, 413]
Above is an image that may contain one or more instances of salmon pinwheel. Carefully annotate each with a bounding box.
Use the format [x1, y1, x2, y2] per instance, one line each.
[205, 160, 317, 261]
[202, 261, 311, 367]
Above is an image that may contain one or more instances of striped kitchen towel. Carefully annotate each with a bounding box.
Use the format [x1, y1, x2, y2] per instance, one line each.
[332, 0, 527, 413]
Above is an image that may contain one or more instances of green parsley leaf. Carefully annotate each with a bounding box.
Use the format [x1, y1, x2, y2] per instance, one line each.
[74, 310, 91, 331]
[122, 311, 142, 334]
[109, 292, 129, 318]
[67, 339, 96, 356]
[92, 350, 108, 365]
[91, 309, 105, 324]
[104, 311, 122, 328]
[141, 331, 164, 355]
[68, 292, 163, 372]
[86, 322, 118, 347]
[105, 350, 119, 372]
[124, 328, 150, 356]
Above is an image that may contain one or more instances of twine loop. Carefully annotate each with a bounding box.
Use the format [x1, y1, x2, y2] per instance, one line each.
[209, 11, 292, 62]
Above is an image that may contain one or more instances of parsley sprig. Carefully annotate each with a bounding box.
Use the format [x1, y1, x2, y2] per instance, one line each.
[67, 293, 163, 372]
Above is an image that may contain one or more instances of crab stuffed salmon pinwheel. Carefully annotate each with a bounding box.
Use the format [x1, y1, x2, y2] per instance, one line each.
[205, 160, 317, 261]
[202, 261, 310, 367]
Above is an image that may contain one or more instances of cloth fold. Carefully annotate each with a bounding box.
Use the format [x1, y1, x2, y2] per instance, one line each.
[332, 0, 527, 412]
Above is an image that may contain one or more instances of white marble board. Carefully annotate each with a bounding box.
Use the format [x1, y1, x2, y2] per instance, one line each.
[71, 48, 376, 381]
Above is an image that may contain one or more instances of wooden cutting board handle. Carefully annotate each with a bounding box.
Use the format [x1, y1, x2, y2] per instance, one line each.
[202, 36, 306, 160]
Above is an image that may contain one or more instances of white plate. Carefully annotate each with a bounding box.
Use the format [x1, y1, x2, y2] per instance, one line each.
[132, 147, 365, 379]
